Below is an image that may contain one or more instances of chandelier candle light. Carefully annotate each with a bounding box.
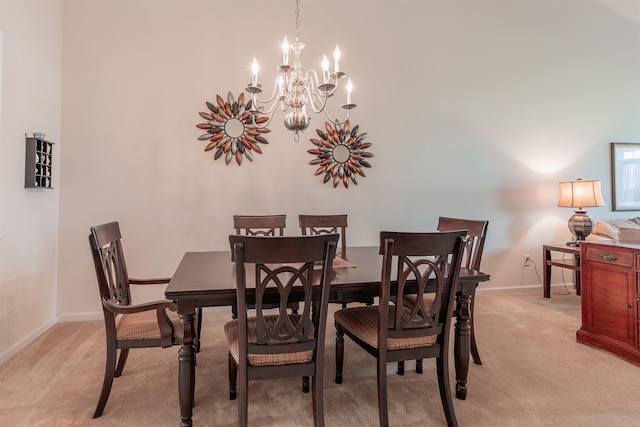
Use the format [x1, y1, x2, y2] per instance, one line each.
[246, 0, 356, 141]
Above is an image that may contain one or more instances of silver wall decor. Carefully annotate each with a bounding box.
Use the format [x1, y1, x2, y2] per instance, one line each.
[308, 120, 373, 188]
[196, 92, 271, 165]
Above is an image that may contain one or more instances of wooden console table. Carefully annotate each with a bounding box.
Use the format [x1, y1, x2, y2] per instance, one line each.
[577, 241, 640, 365]
[543, 243, 581, 298]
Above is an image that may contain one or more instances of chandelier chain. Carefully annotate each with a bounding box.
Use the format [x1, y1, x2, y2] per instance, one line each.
[295, 0, 300, 41]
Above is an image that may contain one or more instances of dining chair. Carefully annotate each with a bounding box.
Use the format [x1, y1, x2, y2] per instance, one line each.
[233, 214, 287, 236]
[437, 216, 488, 365]
[298, 214, 347, 257]
[334, 230, 466, 427]
[88, 221, 181, 418]
[225, 233, 338, 427]
[397, 216, 489, 375]
[228, 214, 295, 319]
[299, 214, 366, 309]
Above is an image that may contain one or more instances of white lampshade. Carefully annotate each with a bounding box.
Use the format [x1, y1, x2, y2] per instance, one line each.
[558, 179, 605, 208]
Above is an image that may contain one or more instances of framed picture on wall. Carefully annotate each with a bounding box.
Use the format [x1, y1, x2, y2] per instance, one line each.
[611, 142, 640, 211]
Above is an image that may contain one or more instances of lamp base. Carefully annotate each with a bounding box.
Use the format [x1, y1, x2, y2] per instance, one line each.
[568, 209, 593, 242]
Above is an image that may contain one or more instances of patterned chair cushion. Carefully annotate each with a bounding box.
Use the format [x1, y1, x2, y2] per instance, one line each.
[334, 306, 437, 350]
[225, 315, 314, 367]
[116, 309, 179, 340]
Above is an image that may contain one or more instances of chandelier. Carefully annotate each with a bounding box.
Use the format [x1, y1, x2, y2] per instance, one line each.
[245, 0, 356, 141]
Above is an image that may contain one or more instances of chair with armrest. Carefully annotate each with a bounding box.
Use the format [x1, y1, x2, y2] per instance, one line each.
[225, 234, 338, 427]
[89, 221, 180, 418]
[398, 216, 489, 374]
[334, 231, 466, 427]
[298, 214, 347, 257]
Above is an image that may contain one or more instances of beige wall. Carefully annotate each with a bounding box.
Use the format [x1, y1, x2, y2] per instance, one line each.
[0, 0, 638, 363]
[0, 0, 63, 363]
[57, 0, 639, 318]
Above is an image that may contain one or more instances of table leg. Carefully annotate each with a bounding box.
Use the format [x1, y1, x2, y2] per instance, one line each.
[454, 288, 471, 400]
[543, 248, 551, 298]
[178, 300, 196, 427]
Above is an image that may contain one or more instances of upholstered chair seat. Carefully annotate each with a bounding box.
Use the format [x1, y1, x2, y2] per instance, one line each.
[116, 310, 180, 342]
[225, 314, 315, 367]
[334, 306, 438, 351]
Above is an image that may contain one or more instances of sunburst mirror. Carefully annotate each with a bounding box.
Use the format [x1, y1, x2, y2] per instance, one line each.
[196, 92, 270, 165]
[308, 120, 373, 188]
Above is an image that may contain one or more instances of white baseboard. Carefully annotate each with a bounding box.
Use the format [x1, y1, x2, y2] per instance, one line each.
[57, 311, 102, 322]
[476, 283, 575, 294]
[0, 317, 57, 366]
[56, 307, 227, 322]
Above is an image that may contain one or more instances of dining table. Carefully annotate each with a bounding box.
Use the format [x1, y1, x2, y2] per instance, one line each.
[165, 245, 490, 427]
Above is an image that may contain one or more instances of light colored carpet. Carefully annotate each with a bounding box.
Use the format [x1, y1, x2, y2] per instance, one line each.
[2, 291, 640, 426]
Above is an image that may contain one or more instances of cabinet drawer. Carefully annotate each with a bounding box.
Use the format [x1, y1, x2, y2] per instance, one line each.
[637, 254, 640, 269]
[585, 246, 633, 268]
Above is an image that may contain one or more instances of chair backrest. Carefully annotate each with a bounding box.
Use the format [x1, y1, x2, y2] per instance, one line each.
[229, 234, 338, 357]
[437, 216, 488, 271]
[378, 231, 466, 343]
[298, 214, 347, 256]
[233, 214, 286, 236]
[89, 221, 132, 307]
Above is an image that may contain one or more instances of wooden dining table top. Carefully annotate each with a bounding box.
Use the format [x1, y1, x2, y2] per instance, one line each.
[165, 245, 490, 302]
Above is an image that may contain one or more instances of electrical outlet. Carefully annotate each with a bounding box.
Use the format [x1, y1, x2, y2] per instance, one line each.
[8, 295, 16, 313]
[522, 255, 532, 267]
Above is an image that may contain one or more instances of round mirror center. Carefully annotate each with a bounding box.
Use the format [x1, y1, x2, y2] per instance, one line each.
[224, 118, 245, 138]
[332, 144, 351, 163]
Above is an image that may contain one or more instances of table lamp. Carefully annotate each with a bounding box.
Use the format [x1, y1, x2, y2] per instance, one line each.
[558, 178, 605, 245]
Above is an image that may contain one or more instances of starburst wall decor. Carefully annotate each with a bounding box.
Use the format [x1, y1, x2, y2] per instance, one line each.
[308, 120, 373, 188]
[196, 92, 270, 165]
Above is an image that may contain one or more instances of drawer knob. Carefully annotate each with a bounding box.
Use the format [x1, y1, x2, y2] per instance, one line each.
[601, 254, 618, 261]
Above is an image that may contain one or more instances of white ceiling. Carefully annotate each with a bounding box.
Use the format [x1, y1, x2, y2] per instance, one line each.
[594, 0, 640, 24]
